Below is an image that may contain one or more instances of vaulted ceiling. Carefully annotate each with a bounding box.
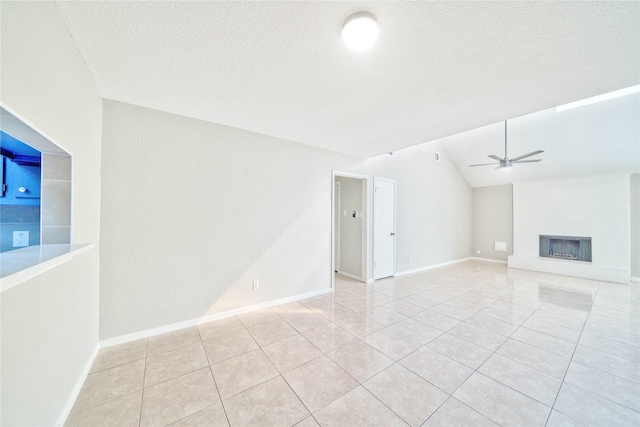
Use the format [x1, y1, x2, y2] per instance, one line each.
[55, 1, 639, 161]
[441, 94, 640, 187]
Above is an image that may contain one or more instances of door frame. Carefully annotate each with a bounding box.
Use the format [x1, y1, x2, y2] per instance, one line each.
[331, 170, 369, 290]
[334, 181, 341, 272]
[373, 177, 396, 280]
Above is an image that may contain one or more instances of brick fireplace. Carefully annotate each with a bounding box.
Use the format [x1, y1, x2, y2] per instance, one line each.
[508, 173, 631, 284]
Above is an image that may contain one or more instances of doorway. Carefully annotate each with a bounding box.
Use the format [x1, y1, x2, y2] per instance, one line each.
[332, 171, 368, 287]
[373, 177, 396, 279]
[334, 181, 341, 272]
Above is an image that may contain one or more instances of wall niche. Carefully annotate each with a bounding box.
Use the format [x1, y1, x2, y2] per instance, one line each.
[0, 107, 71, 252]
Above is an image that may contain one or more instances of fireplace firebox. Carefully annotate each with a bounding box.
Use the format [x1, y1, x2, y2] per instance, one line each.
[539, 235, 591, 262]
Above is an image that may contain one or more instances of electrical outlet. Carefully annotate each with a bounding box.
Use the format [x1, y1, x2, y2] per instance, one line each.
[252, 281, 259, 290]
[476, 249, 481, 255]
[13, 231, 29, 247]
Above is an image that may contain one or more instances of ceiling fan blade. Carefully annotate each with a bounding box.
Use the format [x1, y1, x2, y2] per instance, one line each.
[510, 150, 544, 162]
[512, 159, 542, 163]
[469, 162, 499, 167]
[488, 155, 503, 161]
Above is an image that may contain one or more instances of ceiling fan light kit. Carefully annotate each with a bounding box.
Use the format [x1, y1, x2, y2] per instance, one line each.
[469, 121, 544, 170]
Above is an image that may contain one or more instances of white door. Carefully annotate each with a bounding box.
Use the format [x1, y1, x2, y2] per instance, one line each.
[334, 182, 341, 272]
[374, 178, 395, 279]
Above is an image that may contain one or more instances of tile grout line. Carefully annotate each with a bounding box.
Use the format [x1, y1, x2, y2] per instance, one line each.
[216, 324, 328, 424]
[137, 338, 149, 427]
[207, 360, 231, 426]
[473, 278, 572, 424]
[542, 278, 599, 426]
[419, 275, 567, 425]
[283, 295, 417, 423]
[396, 272, 586, 426]
[72, 266, 636, 426]
[420, 396, 495, 427]
[547, 283, 640, 417]
[357, 371, 412, 427]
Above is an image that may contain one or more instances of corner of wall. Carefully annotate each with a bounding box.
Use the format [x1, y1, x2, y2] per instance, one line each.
[1, 2, 102, 425]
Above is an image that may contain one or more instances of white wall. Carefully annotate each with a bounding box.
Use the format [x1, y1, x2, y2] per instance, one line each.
[631, 173, 640, 278]
[100, 101, 474, 339]
[100, 100, 361, 339]
[472, 185, 513, 262]
[360, 143, 473, 274]
[335, 176, 363, 278]
[510, 172, 631, 283]
[0, 2, 102, 426]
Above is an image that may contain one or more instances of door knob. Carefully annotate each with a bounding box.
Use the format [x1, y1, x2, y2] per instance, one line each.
[390, 232, 395, 236]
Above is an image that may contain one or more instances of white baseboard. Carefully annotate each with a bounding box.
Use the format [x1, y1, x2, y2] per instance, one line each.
[631, 276, 640, 283]
[337, 270, 365, 282]
[395, 257, 472, 277]
[471, 257, 508, 265]
[394, 256, 509, 277]
[55, 343, 100, 426]
[100, 287, 332, 348]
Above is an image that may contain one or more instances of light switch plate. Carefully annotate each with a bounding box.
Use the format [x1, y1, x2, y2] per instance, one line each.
[13, 231, 29, 247]
[495, 241, 507, 252]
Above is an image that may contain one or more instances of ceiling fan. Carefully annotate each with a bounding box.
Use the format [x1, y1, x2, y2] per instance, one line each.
[469, 121, 543, 169]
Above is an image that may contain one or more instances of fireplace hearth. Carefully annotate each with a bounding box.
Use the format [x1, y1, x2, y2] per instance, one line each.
[539, 235, 592, 262]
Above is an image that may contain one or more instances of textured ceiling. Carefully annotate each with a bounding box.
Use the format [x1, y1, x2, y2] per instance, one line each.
[55, 1, 639, 158]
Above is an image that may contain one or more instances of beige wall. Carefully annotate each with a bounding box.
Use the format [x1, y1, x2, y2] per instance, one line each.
[1, 2, 102, 426]
[631, 173, 640, 278]
[472, 185, 513, 262]
[360, 145, 473, 274]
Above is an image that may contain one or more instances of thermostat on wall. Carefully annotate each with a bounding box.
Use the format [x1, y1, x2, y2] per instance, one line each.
[495, 241, 507, 252]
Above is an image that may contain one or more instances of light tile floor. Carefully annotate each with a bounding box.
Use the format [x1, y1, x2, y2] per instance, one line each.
[66, 261, 640, 426]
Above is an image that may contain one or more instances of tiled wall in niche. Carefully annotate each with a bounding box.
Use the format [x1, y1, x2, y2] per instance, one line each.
[41, 153, 71, 244]
[0, 205, 40, 251]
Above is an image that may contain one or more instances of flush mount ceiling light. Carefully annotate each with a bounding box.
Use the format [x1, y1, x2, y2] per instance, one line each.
[341, 12, 379, 52]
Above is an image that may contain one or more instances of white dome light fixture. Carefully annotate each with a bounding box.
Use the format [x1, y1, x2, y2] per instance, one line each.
[341, 12, 379, 53]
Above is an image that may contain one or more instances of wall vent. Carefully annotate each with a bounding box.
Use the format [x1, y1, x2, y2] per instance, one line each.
[434, 152, 441, 162]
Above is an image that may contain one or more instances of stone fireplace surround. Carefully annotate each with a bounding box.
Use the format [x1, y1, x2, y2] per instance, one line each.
[508, 173, 631, 284]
